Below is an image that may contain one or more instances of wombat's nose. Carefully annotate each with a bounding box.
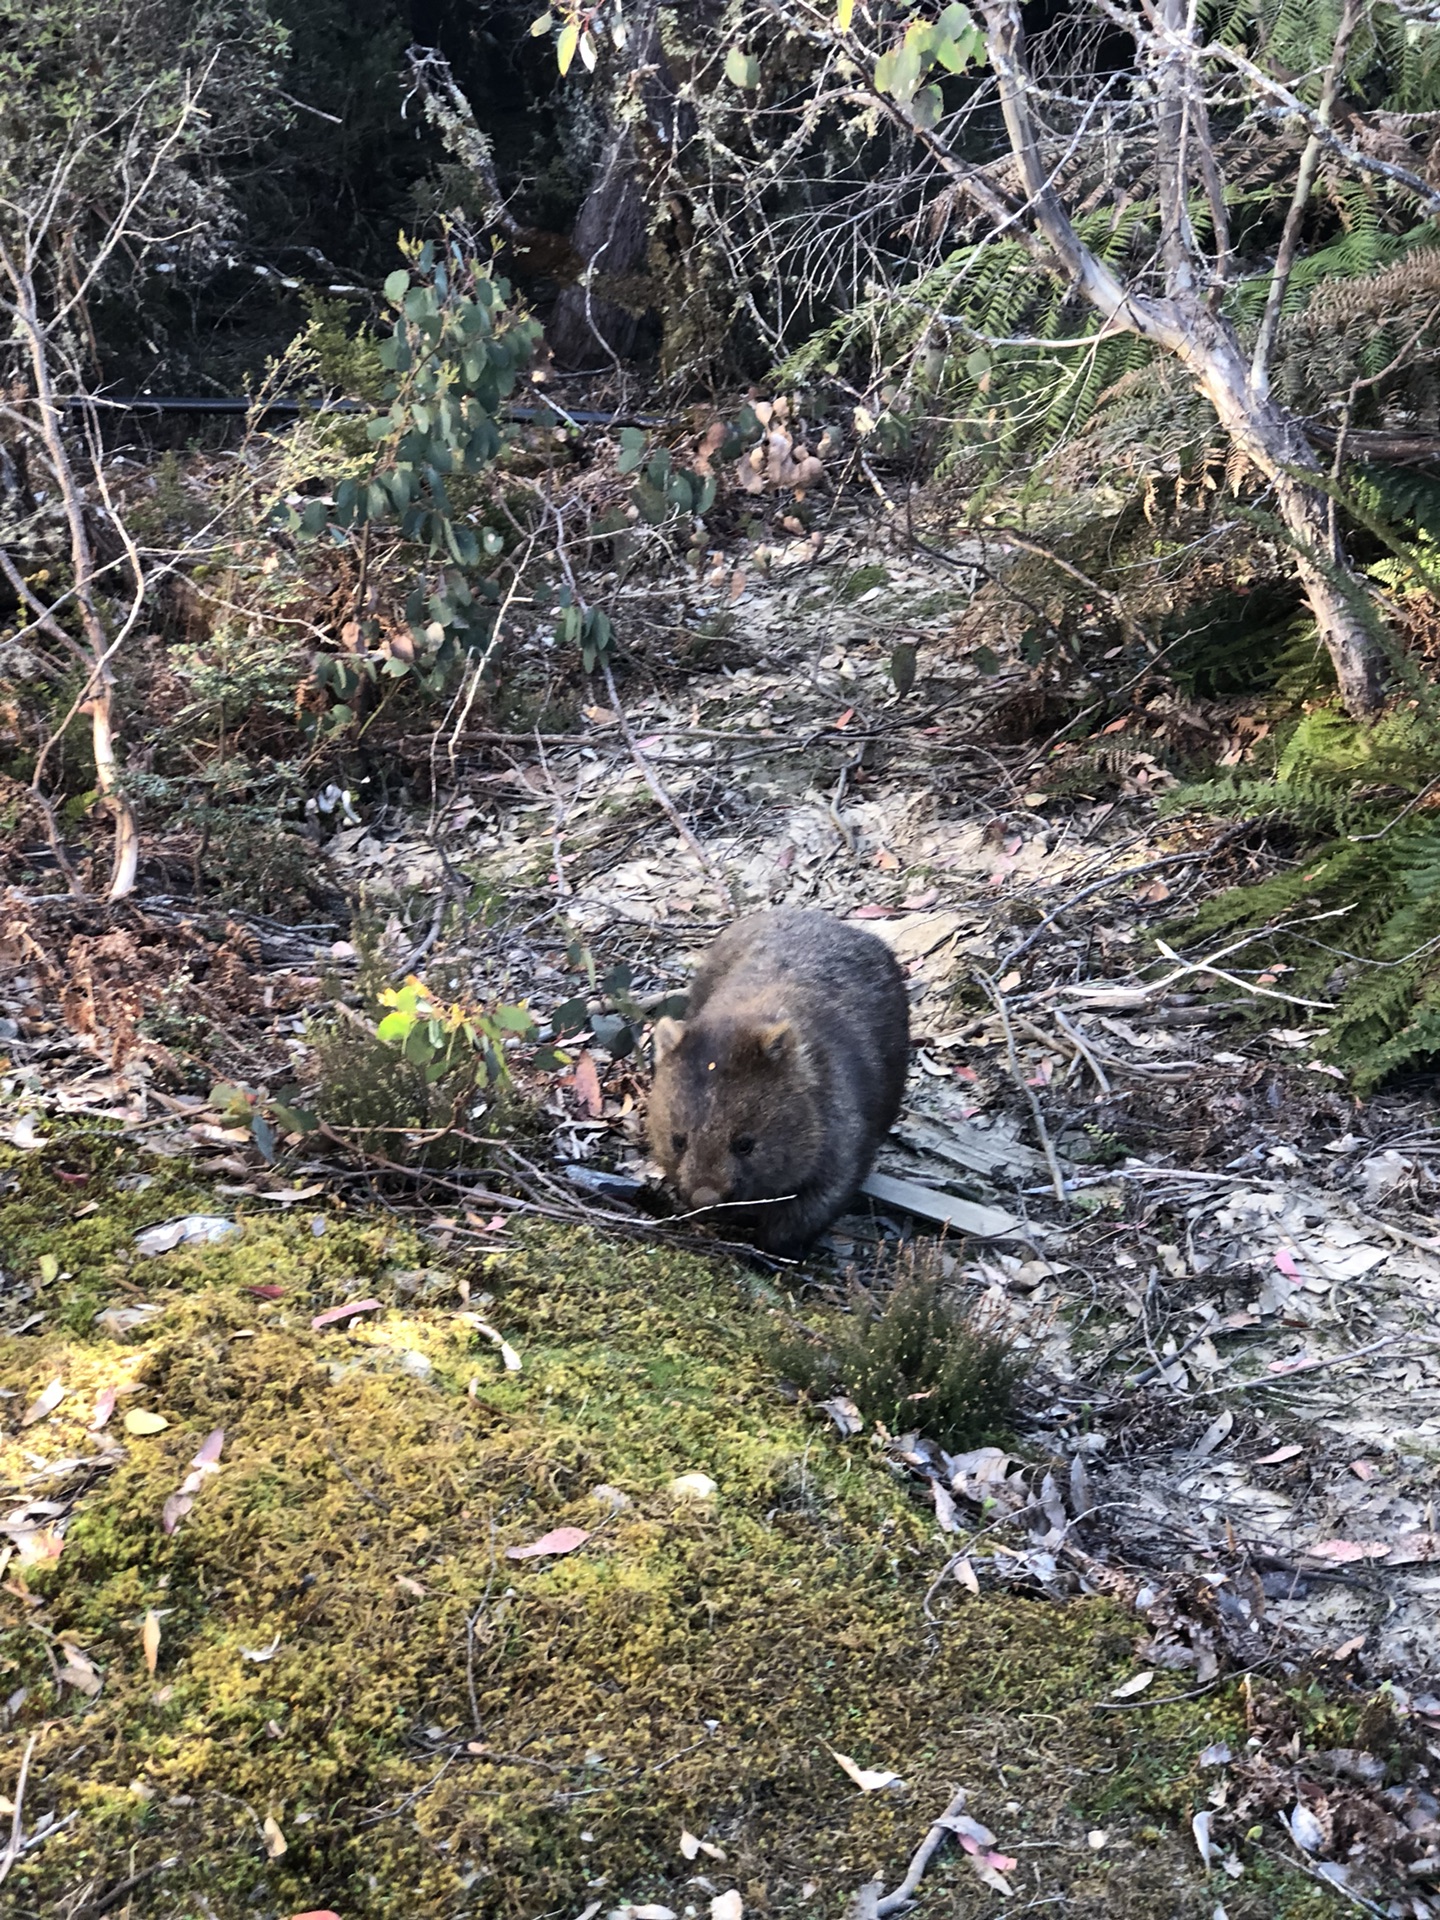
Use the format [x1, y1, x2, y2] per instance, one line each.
[688, 1185, 722, 1210]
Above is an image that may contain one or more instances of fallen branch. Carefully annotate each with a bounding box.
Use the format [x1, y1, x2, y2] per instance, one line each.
[875, 1787, 972, 1917]
[1001, 827, 1252, 967]
[1151, 937, 1334, 1011]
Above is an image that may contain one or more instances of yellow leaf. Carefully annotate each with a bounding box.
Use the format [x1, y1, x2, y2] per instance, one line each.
[557, 18, 579, 74]
[142, 1609, 161, 1677]
[837, 0, 855, 28]
[529, 8, 554, 33]
[124, 1409, 169, 1436]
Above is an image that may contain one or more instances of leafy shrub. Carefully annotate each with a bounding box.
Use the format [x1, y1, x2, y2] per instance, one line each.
[774, 1254, 1024, 1452]
[270, 230, 542, 714]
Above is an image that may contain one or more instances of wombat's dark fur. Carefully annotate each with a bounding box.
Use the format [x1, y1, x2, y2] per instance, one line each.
[648, 908, 910, 1256]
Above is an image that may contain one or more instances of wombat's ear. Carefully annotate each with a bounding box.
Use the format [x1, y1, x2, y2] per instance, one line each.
[652, 1017, 686, 1063]
[751, 1020, 793, 1063]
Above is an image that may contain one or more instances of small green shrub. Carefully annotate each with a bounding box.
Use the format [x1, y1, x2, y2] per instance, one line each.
[774, 1255, 1025, 1451]
[301, 976, 536, 1165]
[310, 1018, 450, 1141]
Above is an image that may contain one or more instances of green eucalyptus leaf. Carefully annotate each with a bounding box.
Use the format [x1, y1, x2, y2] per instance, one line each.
[889, 641, 918, 697]
[724, 45, 760, 88]
[550, 996, 590, 1036]
[911, 81, 944, 129]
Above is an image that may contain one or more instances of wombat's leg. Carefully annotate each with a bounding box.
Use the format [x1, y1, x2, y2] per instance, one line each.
[751, 1178, 855, 1257]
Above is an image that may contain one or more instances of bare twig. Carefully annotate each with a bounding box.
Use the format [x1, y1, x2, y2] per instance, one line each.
[599, 653, 715, 876]
[0, 1733, 37, 1890]
[1150, 937, 1336, 1011]
[982, 970, 1067, 1211]
[1052, 1009, 1112, 1096]
[1251, 0, 1363, 397]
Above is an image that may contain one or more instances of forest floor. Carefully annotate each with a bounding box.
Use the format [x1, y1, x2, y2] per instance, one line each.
[4, 509, 1440, 1918]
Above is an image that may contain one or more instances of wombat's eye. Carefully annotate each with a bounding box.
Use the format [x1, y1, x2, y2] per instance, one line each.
[671, 1132, 687, 1154]
[731, 1134, 756, 1157]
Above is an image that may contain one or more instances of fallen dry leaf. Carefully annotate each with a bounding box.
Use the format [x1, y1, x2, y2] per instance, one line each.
[57, 1645, 103, 1696]
[21, 1378, 65, 1427]
[571, 1051, 603, 1117]
[135, 1214, 238, 1257]
[828, 1745, 902, 1792]
[161, 1494, 194, 1535]
[142, 1609, 161, 1677]
[931, 1479, 960, 1533]
[1192, 1809, 1212, 1868]
[1306, 1539, 1390, 1563]
[711, 1894, 743, 1920]
[681, 1828, 727, 1862]
[816, 1395, 863, 1436]
[310, 1298, 383, 1330]
[124, 1409, 169, 1436]
[669, 1472, 717, 1503]
[1111, 1670, 1155, 1699]
[505, 1526, 591, 1561]
[262, 1813, 288, 1859]
[94, 1302, 164, 1338]
[458, 1315, 522, 1372]
[395, 1574, 427, 1598]
[952, 1556, 980, 1595]
[14, 1525, 65, 1566]
[1286, 1802, 1324, 1853]
[1255, 1443, 1303, 1465]
[89, 1386, 117, 1431]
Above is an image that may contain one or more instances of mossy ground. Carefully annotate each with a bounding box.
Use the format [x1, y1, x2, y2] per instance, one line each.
[1, 1133, 1340, 1918]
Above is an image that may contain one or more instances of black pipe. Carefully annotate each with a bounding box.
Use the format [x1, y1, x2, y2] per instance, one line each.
[61, 395, 670, 427]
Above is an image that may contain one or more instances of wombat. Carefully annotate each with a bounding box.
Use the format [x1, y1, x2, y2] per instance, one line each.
[648, 908, 910, 1256]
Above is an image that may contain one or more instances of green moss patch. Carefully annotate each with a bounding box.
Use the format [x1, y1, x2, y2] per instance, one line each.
[0, 1136, 1332, 1917]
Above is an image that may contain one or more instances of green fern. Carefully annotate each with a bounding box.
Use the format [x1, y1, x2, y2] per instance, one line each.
[1166, 702, 1440, 1088]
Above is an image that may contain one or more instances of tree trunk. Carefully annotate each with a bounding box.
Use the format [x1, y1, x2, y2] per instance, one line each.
[1182, 324, 1386, 715]
[977, 0, 1390, 717]
[13, 263, 141, 897]
[547, 6, 688, 370]
[547, 144, 651, 368]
